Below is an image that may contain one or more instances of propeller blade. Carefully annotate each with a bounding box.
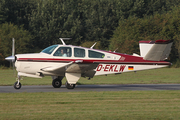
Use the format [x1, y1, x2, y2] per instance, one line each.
[5, 38, 16, 62]
[12, 38, 16, 76]
[5, 38, 16, 76]
[12, 38, 15, 57]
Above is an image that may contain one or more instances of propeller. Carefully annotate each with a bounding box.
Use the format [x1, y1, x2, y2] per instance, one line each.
[5, 38, 16, 75]
[5, 38, 15, 62]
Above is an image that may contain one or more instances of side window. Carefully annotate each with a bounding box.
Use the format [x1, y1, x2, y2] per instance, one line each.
[74, 48, 85, 57]
[53, 47, 72, 57]
[88, 50, 105, 58]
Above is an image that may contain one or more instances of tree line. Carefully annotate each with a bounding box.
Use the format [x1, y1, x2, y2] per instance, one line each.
[0, 0, 180, 66]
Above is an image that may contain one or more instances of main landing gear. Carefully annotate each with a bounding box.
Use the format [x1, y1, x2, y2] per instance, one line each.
[65, 81, 76, 89]
[52, 78, 62, 88]
[52, 76, 64, 88]
[52, 76, 76, 89]
[52, 79, 76, 89]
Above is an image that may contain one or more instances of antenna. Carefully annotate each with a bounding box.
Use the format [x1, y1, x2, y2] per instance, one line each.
[90, 42, 97, 49]
[113, 48, 118, 52]
[59, 38, 71, 45]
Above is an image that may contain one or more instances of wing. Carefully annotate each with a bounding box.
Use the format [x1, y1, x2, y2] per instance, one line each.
[65, 62, 99, 84]
[66, 63, 99, 78]
[41, 61, 73, 72]
[41, 60, 99, 78]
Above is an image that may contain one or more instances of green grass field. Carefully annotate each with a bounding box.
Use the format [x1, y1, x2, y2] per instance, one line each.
[0, 68, 180, 120]
[0, 91, 180, 120]
[0, 67, 180, 86]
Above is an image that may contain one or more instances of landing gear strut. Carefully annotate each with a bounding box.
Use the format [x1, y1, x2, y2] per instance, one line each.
[52, 76, 63, 88]
[14, 76, 22, 89]
[65, 81, 76, 89]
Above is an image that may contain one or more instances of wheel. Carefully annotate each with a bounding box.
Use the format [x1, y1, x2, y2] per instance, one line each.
[52, 78, 62, 88]
[65, 81, 75, 89]
[14, 81, 21, 89]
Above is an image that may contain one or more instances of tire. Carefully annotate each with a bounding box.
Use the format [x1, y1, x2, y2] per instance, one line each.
[14, 81, 21, 89]
[52, 78, 62, 88]
[65, 81, 75, 89]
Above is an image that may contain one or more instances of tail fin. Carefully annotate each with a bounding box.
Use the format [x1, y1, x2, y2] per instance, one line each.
[139, 40, 173, 61]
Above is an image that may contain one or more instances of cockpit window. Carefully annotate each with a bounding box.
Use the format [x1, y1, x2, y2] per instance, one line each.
[53, 47, 72, 57]
[74, 48, 85, 57]
[88, 50, 105, 58]
[41, 45, 58, 54]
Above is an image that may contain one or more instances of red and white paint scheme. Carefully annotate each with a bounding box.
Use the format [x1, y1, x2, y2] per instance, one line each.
[5, 38, 173, 89]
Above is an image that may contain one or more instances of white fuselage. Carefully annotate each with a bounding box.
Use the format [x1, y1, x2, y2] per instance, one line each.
[15, 44, 170, 79]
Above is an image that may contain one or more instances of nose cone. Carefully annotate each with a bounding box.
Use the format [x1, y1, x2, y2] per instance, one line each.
[5, 56, 15, 62]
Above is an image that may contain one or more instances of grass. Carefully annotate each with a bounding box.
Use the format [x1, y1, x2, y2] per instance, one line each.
[0, 67, 180, 86]
[0, 68, 180, 120]
[0, 91, 180, 120]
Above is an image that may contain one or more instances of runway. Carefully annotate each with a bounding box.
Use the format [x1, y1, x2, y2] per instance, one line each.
[0, 84, 180, 93]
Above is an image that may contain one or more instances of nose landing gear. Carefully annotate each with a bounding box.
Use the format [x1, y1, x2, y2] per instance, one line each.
[14, 76, 22, 89]
[14, 81, 21, 89]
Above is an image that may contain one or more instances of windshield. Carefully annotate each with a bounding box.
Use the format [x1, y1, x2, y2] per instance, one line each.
[41, 45, 58, 54]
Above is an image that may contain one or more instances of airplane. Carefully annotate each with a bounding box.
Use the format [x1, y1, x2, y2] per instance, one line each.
[5, 38, 173, 90]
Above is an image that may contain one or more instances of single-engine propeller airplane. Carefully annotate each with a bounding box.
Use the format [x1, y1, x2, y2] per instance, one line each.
[5, 38, 173, 90]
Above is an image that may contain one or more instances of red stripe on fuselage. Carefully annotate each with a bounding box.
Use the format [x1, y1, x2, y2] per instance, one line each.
[17, 57, 171, 65]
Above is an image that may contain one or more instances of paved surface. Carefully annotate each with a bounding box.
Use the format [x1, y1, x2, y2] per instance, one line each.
[0, 84, 180, 93]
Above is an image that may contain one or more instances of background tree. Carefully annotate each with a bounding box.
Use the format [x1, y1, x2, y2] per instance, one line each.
[0, 0, 7, 24]
[82, 0, 119, 49]
[0, 23, 32, 61]
[28, 0, 85, 50]
[109, 6, 180, 64]
[1, 0, 180, 66]
[1, 0, 37, 29]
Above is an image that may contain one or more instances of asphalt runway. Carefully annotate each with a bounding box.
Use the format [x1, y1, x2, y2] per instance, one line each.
[0, 84, 180, 93]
